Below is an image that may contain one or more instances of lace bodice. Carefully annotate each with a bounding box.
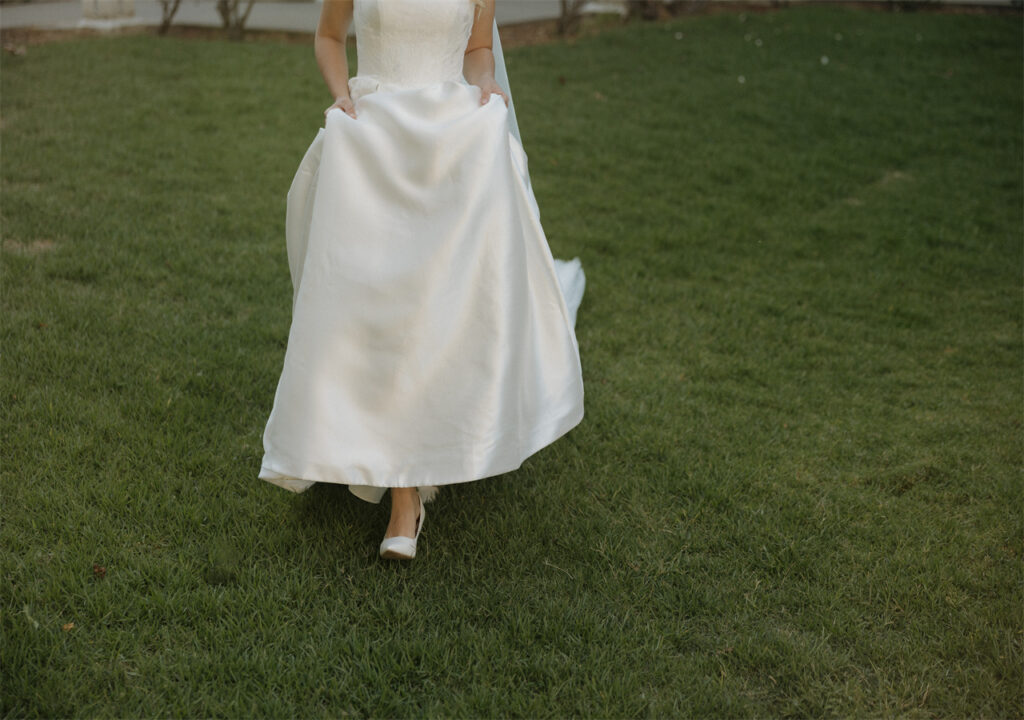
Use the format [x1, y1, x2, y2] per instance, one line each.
[352, 0, 475, 92]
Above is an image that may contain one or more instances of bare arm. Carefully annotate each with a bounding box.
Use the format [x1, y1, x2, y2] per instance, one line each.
[463, 0, 508, 107]
[315, 0, 357, 117]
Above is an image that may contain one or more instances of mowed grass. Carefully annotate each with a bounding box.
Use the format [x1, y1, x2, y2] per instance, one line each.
[2, 7, 1021, 717]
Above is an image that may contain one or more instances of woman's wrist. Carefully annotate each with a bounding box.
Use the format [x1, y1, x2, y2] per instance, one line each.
[468, 73, 495, 88]
[463, 46, 494, 87]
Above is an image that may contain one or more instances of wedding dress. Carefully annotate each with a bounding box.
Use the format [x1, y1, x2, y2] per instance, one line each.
[258, 0, 585, 503]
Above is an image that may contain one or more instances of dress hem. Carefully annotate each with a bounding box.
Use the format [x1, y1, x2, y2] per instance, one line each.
[258, 400, 584, 500]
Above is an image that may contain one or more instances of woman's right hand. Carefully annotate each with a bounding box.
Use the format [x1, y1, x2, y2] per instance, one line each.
[325, 96, 357, 119]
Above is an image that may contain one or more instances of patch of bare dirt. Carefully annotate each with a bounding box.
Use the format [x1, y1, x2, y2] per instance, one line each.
[3, 239, 57, 255]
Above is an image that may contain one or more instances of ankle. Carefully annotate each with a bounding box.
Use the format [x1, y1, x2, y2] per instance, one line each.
[390, 487, 418, 509]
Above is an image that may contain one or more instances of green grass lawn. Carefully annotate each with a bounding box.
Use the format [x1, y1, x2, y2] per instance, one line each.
[2, 7, 1021, 717]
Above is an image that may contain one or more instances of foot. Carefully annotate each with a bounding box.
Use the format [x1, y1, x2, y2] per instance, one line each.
[384, 487, 420, 540]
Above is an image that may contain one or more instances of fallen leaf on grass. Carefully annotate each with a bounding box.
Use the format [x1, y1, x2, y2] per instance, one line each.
[879, 170, 911, 185]
[62, 622, 75, 631]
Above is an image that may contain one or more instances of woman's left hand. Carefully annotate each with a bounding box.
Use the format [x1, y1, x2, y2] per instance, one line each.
[475, 77, 509, 107]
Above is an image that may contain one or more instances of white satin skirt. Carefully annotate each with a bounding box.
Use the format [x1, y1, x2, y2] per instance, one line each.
[258, 80, 584, 503]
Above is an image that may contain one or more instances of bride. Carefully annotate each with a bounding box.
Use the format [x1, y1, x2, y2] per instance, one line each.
[258, 0, 585, 560]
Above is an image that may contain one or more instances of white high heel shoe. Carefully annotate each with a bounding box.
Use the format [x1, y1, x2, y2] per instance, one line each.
[379, 492, 425, 560]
